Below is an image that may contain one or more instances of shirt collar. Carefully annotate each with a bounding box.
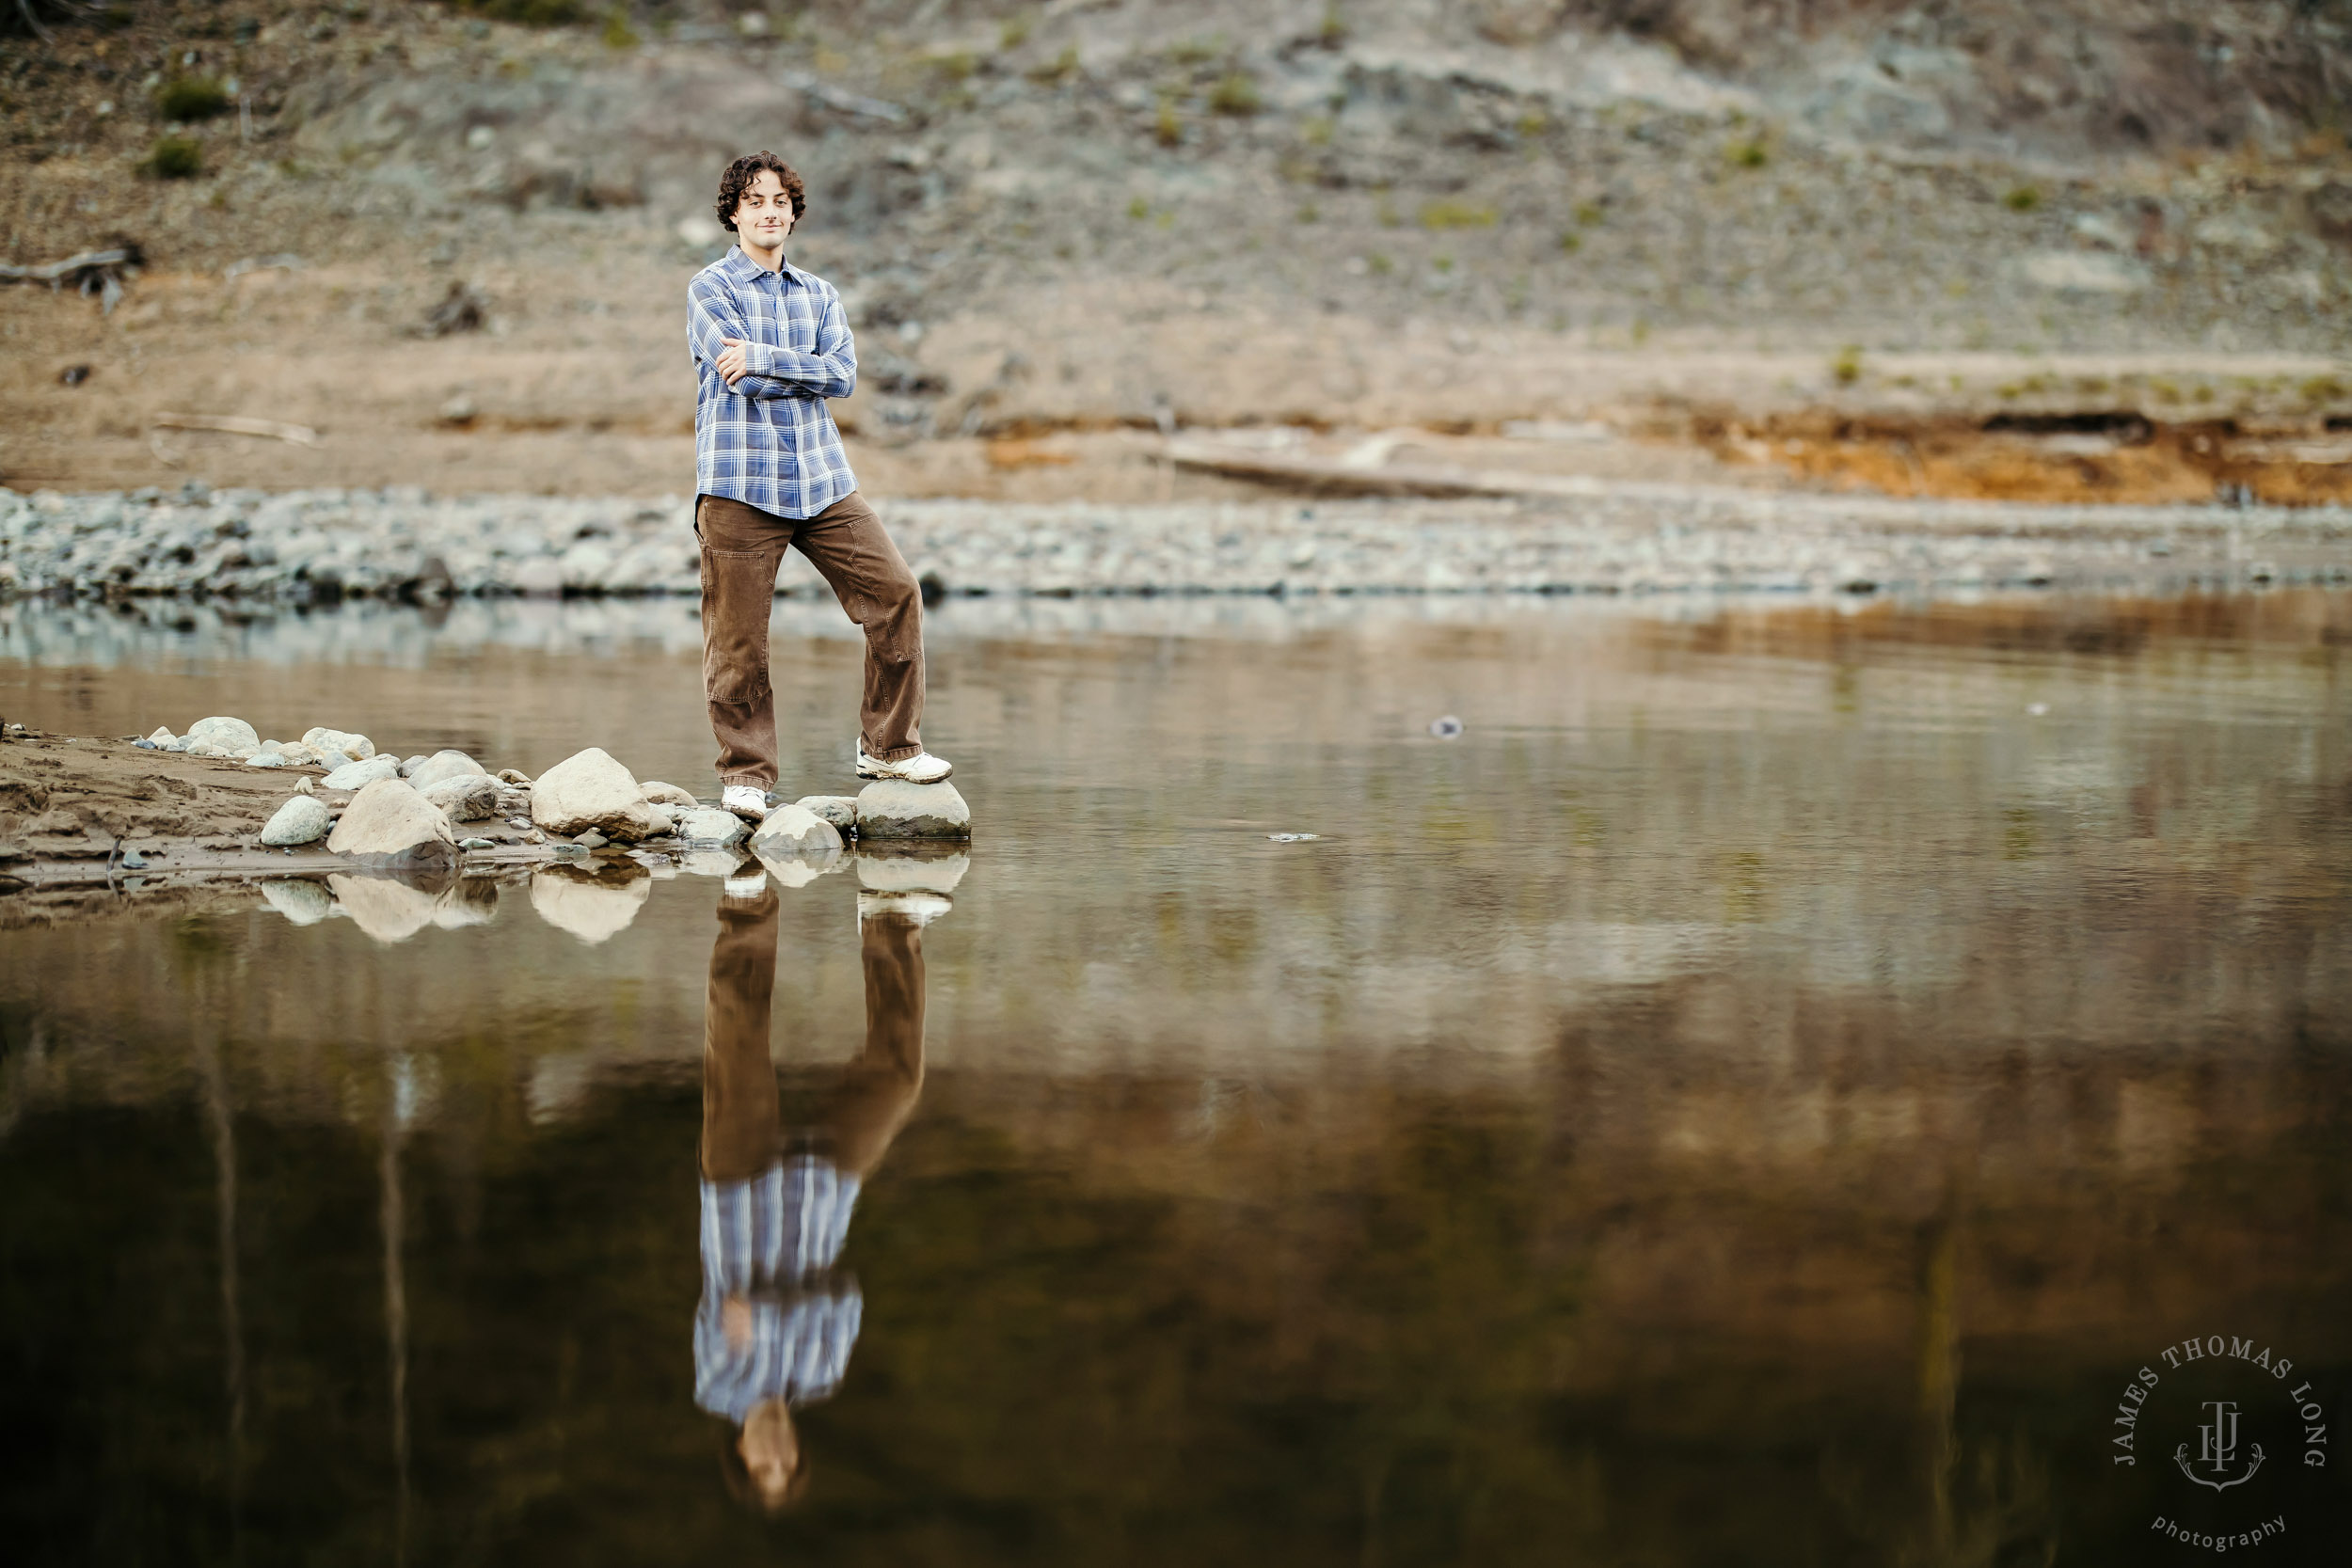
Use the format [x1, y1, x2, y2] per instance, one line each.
[722, 245, 802, 285]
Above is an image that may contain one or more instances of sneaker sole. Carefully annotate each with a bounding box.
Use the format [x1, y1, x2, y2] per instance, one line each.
[855, 763, 954, 784]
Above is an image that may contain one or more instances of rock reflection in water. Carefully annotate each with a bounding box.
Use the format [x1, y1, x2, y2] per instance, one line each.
[696, 879, 930, 1513]
[529, 864, 650, 945]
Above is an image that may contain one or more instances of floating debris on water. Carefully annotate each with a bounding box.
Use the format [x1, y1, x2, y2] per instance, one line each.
[1267, 832, 1321, 843]
[1428, 715, 1465, 738]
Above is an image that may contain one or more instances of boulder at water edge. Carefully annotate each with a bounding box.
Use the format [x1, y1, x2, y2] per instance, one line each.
[854, 780, 971, 841]
[408, 750, 486, 790]
[639, 780, 698, 809]
[324, 754, 401, 790]
[421, 774, 500, 822]
[260, 795, 332, 847]
[530, 748, 654, 843]
[302, 726, 375, 760]
[326, 778, 459, 872]
[187, 716, 261, 753]
[751, 802, 844, 859]
[675, 807, 750, 849]
[795, 795, 860, 832]
[261, 879, 332, 926]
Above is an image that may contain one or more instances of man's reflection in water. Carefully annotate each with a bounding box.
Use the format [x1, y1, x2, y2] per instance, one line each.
[695, 872, 945, 1512]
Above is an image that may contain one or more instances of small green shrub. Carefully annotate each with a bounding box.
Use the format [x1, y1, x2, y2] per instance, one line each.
[1367, 252, 1392, 276]
[1301, 114, 1334, 147]
[1831, 344, 1863, 386]
[2004, 185, 2040, 212]
[145, 135, 203, 179]
[1558, 230, 1581, 253]
[1574, 199, 1604, 227]
[1154, 101, 1182, 147]
[599, 7, 638, 48]
[1209, 71, 1260, 116]
[927, 50, 977, 83]
[1420, 199, 1495, 230]
[1728, 138, 1768, 168]
[1295, 201, 1319, 223]
[155, 77, 230, 122]
[1127, 196, 1150, 220]
[999, 12, 1032, 49]
[1317, 5, 1345, 48]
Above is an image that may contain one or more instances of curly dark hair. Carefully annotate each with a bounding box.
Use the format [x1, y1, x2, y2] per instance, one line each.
[715, 152, 806, 233]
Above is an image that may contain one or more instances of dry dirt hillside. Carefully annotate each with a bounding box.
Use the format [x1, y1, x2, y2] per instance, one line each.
[3, 0, 2348, 502]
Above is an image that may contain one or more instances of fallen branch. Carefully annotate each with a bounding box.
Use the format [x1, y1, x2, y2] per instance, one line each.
[0, 245, 137, 285]
[152, 412, 320, 448]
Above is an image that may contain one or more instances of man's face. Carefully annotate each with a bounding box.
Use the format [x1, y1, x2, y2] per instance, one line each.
[733, 169, 795, 249]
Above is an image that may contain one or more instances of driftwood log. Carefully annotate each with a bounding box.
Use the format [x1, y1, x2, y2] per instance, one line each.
[151, 413, 320, 448]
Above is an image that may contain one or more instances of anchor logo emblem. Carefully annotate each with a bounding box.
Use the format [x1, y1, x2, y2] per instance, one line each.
[2174, 1400, 2265, 1492]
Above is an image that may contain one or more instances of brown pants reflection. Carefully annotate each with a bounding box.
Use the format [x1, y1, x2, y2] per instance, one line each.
[700, 889, 928, 1184]
[696, 491, 926, 788]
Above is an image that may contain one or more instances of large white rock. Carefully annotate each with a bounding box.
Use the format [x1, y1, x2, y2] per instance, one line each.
[750, 802, 843, 859]
[854, 779, 971, 841]
[407, 750, 487, 790]
[187, 716, 260, 753]
[260, 795, 333, 847]
[323, 754, 402, 790]
[638, 780, 698, 809]
[530, 748, 654, 843]
[530, 867, 651, 944]
[675, 807, 750, 849]
[421, 773, 500, 822]
[302, 726, 375, 760]
[326, 778, 458, 871]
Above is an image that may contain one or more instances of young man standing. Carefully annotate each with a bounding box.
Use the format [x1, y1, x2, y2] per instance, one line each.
[690, 150, 952, 822]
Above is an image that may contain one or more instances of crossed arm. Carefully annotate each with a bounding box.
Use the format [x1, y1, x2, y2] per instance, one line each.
[689, 278, 857, 402]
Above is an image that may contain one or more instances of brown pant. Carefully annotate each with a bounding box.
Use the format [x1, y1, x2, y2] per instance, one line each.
[696, 490, 926, 788]
[700, 888, 929, 1185]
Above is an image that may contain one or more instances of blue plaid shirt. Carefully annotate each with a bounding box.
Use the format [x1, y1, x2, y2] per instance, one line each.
[689, 246, 858, 520]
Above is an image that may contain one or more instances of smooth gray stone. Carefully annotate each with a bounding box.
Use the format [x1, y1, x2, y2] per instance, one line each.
[795, 795, 860, 832]
[854, 779, 971, 841]
[261, 794, 333, 847]
[398, 753, 430, 778]
[675, 807, 750, 848]
[407, 750, 487, 790]
[325, 778, 458, 873]
[421, 773, 500, 822]
[302, 726, 375, 760]
[246, 752, 291, 768]
[750, 802, 844, 859]
[323, 754, 401, 790]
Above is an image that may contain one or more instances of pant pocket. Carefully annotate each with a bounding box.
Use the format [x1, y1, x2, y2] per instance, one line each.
[700, 547, 777, 703]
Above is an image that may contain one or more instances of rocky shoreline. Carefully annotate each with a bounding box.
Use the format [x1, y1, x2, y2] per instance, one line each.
[0, 720, 971, 931]
[6, 484, 2352, 602]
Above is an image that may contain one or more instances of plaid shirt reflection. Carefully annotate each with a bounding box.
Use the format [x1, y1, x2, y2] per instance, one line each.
[688, 245, 859, 520]
[693, 1155, 864, 1422]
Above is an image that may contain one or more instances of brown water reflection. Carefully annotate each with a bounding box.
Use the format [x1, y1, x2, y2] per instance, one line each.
[1, 590, 2347, 1564]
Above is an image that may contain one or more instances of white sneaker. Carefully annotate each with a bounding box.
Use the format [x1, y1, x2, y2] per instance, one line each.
[722, 784, 773, 820]
[858, 889, 952, 927]
[855, 749, 954, 784]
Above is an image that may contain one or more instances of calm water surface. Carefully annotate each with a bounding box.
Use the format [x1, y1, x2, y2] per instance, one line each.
[3, 590, 2349, 1565]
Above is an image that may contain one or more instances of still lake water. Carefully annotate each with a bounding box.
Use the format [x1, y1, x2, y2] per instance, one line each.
[3, 589, 2348, 1565]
